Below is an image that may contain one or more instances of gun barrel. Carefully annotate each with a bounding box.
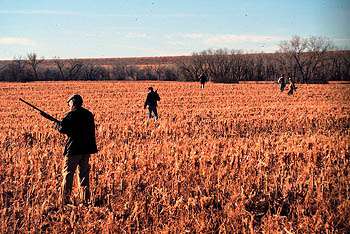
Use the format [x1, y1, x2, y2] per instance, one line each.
[19, 98, 60, 123]
[19, 98, 44, 113]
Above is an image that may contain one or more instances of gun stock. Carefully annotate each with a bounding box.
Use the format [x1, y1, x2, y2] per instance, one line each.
[19, 98, 60, 123]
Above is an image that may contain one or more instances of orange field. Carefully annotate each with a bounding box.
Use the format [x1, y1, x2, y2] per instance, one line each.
[0, 81, 349, 233]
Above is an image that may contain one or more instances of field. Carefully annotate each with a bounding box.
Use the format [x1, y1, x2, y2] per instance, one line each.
[0, 81, 349, 233]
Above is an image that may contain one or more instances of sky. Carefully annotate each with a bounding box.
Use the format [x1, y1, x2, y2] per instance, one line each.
[0, 0, 349, 59]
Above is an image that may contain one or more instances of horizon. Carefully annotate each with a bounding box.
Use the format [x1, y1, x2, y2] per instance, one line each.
[1, 0, 350, 60]
[0, 49, 349, 62]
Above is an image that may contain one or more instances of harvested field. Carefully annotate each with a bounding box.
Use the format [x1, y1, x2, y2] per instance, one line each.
[0, 81, 349, 233]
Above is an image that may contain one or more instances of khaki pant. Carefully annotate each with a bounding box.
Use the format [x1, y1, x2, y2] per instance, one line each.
[62, 154, 90, 204]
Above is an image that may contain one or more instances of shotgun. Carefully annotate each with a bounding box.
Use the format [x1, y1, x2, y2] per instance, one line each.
[19, 98, 60, 123]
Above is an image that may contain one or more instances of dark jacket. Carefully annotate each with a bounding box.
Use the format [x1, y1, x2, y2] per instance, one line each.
[57, 107, 98, 156]
[199, 73, 208, 84]
[144, 91, 160, 109]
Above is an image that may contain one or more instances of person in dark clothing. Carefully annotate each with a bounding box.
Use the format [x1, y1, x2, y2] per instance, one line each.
[55, 94, 97, 205]
[287, 77, 297, 95]
[278, 74, 286, 92]
[144, 87, 160, 124]
[199, 72, 208, 89]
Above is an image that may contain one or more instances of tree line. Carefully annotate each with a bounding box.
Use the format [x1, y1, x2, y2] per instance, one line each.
[0, 36, 349, 83]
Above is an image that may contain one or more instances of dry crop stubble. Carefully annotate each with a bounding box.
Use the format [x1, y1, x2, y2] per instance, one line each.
[0, 81, 349, 233]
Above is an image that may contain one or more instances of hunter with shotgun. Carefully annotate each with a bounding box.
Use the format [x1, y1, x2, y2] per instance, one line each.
[20, 94, 97, 205]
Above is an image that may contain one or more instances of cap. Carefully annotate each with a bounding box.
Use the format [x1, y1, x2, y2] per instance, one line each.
[67, 94, 83, 106]
[148, 87, 153, 91]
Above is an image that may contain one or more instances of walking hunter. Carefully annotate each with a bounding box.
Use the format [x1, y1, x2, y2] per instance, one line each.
[144, 87, 160, 124]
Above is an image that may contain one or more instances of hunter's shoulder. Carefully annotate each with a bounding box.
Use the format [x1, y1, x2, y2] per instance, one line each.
[78, 108, 95, 119]
[63, 110, 74, 118]
[82, 107, 93, 114]
[66, 108, 93, 117]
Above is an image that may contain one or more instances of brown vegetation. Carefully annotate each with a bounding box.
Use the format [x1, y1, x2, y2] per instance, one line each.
[0, 81, 349, 232]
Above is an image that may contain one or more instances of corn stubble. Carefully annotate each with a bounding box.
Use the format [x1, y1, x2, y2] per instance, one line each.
[0, 82, 349, 233]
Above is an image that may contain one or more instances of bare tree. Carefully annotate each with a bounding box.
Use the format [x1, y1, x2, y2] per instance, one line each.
[8, 57, 27, 82]
[111, 64, 127, 80]
[0, 64, 6, 73]
[202, 49, 239, 83]
[154, 63, 165, 80]
[67, 59, 83, 80]
[53, 57, 66, 80]
[82, 64, 109, 80]
[26, 53, 44, 80]
[125, 66, 138, 80]
[177, 53, 206, 81]
[342, 55, 350, 80]
[110, 63, 138, 80]
[279, 35, 334, 83]
[230, 50, 245, 81]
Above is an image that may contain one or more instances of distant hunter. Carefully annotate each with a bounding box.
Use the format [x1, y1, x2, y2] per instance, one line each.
[278, 74, 286, 92]
[144, 87, 160, 124]
[199, 72, 208, 89]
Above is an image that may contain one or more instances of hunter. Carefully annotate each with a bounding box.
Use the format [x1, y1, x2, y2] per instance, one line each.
[278, 74, 286, 92]
[287, 77, 297, 95]
[144, 87, 160, 123]
[55, 94, 97, 205]
[199, 72, 208, 89]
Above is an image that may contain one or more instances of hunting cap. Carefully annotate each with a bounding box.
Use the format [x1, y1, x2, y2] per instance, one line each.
[67, 94, 83, 106]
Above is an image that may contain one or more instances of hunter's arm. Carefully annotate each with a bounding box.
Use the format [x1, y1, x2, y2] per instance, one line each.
[55, 113, 72, 134]
[144, 94, 149, 109]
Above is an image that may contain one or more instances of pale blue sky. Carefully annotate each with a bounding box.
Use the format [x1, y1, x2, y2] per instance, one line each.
[0, 0, 349, 59]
